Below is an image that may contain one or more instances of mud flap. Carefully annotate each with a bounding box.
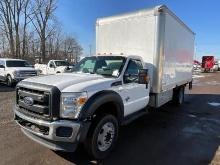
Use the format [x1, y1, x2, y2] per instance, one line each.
[189, 81, 193, 90]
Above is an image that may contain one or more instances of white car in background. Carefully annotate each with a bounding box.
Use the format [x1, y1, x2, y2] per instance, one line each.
[213, 61, 219, 71]
[218, 60, 220, 71]
[35, 60, 73, 75]
[0, 58, 37, 86]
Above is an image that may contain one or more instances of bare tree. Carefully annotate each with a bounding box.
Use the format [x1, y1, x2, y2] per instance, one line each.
[10, 0, 25, 58]
[0, 0, 15, 56]
[0, 0, 83, 63]
[31, 0, 56, 63]
[0, 0, 32, 58]
[21, 0, 32, 58]
[63, 36, 83, 63]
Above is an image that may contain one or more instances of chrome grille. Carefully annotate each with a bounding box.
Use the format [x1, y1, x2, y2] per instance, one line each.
[17, 87, 50, 118]
[19, 70, 37, 77]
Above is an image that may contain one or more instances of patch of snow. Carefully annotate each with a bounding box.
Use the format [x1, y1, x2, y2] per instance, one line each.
[182, 125, 203, 134]
[192, 75, 205, 79]
[188, 114, 197, 118]
[208, 102, 220, 107]
[206, 81, 220, 85]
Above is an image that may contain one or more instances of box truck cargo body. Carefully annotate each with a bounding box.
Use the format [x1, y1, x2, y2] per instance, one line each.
[96, 5, 195, 95]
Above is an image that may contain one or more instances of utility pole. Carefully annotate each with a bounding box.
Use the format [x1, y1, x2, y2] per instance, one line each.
[194, 44, 197, 61]
[89, 44, 92, 56]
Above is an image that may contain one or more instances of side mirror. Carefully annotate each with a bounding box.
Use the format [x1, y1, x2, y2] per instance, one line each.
[138, 69, 149, 88]
[123, 73, 139, 83]
[0, 65, 5, 69]
[49, 64, 55, 68]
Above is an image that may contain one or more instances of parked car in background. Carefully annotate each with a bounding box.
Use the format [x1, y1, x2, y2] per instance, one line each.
[217, 60, 220, 71]
[213, 61, 219, 71]
[35, 60, 73, 75]
[201, 56, 215, 72]
[193, 60, 201, 70]
[0, 58, 38, 86]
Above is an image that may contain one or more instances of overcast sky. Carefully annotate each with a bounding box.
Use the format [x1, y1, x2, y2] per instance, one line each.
[56, 0, 220, 61]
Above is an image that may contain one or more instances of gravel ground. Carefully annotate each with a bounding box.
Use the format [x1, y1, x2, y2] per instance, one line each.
[0, 72, 220, 165]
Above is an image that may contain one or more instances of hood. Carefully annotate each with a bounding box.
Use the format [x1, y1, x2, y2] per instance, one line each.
[22, 73, 115, 91]
[9, 67, 36, 71]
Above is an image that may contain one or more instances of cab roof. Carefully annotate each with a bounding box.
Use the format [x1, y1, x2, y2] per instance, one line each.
[0, 58, 26, 61]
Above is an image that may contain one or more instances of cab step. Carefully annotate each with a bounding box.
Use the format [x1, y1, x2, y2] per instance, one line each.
[122, 109, 148, 126]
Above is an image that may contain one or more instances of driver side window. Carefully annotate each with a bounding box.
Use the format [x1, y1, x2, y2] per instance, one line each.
[124, 59, 143, 84]
[0, 60, 5, 68]
[49, 61, 55, 68]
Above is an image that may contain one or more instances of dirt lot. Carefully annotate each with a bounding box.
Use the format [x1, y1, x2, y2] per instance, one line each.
[1, 72, 220, 165]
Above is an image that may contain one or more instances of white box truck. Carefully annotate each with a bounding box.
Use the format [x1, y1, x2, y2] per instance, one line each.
[14, 5, 194, 159]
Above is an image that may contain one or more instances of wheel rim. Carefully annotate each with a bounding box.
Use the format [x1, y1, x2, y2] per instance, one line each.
[97, 122, 115, 152]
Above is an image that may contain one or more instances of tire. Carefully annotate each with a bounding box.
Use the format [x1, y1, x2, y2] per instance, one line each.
[172, 86, 185, 105]
[6, 75, 13, 87]
[84, 114, 119, 159]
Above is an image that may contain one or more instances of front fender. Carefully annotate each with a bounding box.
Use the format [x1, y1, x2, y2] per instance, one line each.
[7, 71, 14, 79]
[79, 90, 124, 123]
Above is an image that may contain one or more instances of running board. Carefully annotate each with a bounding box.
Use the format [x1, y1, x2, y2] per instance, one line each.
[121, 109, 148, 126]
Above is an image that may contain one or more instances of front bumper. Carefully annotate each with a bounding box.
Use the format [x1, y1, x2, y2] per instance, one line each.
[14, 107, 85, 152]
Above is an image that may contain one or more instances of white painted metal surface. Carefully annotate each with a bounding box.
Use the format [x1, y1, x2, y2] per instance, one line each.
[96, 5, 194, 94]
[162, 12, 194, 91]
[96, 9, 156, 65]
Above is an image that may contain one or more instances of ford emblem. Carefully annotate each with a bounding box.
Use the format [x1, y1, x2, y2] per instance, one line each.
[23, 97, 34, 106]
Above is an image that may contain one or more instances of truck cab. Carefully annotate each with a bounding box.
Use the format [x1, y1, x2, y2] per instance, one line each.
[0, 58, 37, 86]
[201, 56, 215, 72]
[14, 55, 150, 159]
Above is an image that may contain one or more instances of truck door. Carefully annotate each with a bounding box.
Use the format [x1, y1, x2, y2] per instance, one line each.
[47, 61, 56, 74]
[121, 59, 150, 116]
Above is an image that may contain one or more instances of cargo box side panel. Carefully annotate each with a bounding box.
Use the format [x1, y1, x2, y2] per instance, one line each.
[96, 10, 156, 65]
[162, 13, 194, 91]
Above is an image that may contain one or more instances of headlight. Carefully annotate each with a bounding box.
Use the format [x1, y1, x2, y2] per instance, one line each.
[60, 92, 88, 119]
[13, 71, 20, 77]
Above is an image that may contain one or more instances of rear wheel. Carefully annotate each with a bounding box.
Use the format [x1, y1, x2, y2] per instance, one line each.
[172, 86, 185, 105]
[84, 114, 118, 159]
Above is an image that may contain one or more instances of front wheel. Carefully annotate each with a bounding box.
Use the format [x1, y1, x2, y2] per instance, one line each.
[84, 114, 119, 159]
[6, 75, 13, 87]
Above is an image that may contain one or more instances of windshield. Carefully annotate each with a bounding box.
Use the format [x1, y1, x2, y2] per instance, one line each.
[73, 56, 126, 77]
[54, 61, 69, 67]
[6, 60, 31, 67]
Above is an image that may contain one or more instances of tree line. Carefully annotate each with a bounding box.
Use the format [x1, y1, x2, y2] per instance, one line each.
[0, 0, 83, 64]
